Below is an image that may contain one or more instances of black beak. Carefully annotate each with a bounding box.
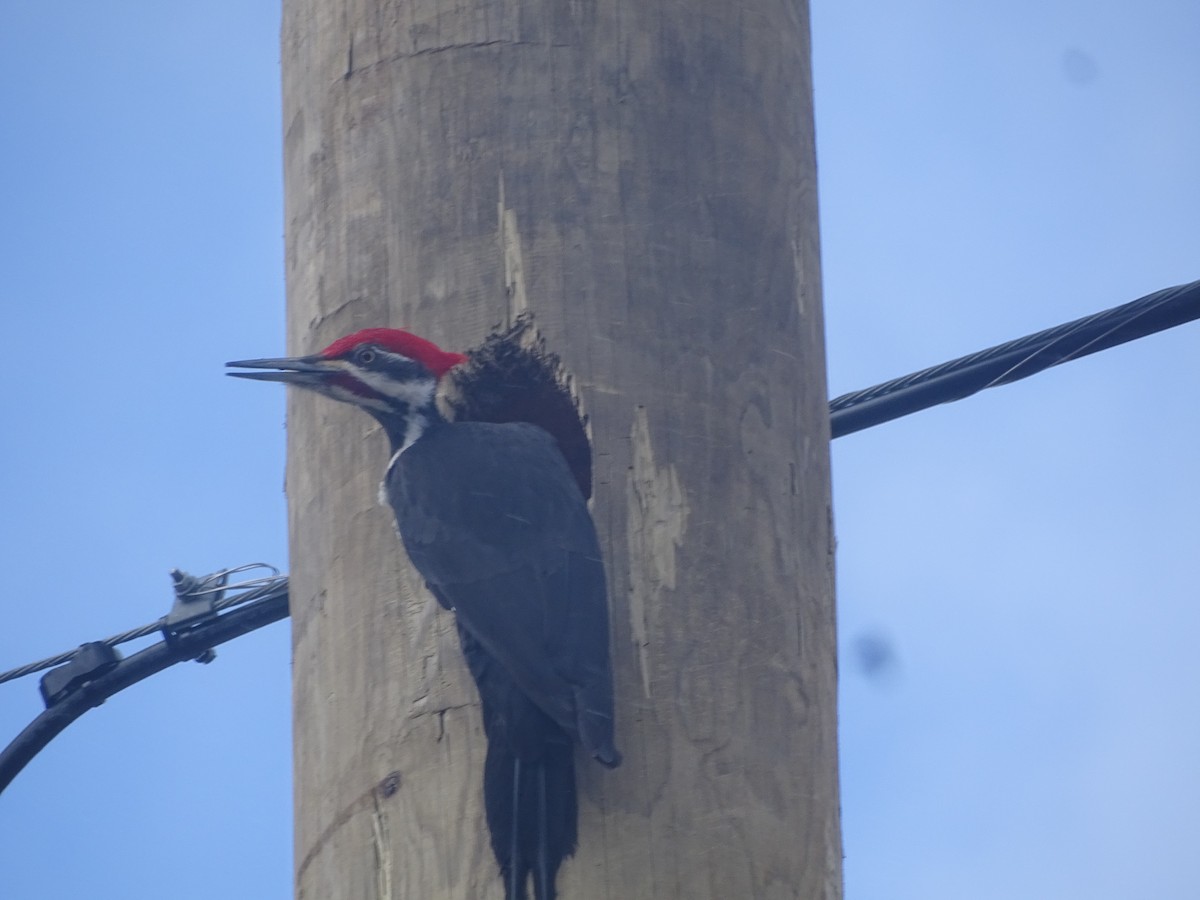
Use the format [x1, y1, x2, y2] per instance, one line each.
[226, 355, 336, 388]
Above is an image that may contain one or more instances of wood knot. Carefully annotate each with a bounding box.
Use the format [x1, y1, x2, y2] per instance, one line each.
[376, 771, 402, 798]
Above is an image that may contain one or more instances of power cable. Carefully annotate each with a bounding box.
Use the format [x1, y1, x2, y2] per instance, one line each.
[829, 279, 1200, 438]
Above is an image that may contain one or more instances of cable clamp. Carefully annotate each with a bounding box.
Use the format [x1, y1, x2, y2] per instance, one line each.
[38, 642, 122, 708]
[163, 569, 222, 663]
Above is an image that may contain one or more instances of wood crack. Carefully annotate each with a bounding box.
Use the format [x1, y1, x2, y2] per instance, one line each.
[342, 40, 572, 81]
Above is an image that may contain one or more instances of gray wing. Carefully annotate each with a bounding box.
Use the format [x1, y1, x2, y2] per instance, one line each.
[389, 421, 618, 764]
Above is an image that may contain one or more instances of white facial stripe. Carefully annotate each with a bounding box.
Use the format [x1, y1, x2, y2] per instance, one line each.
[385, 448, 403, 484]
[349, 367, 436, 409]
[381, 412, 428, 490]
[399, 414, 427, 452]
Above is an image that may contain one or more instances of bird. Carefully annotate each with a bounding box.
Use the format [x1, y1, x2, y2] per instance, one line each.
[228, 325, 620, 900]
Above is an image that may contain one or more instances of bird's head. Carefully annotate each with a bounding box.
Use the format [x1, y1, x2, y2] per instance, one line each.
[228, 328, 467, 427]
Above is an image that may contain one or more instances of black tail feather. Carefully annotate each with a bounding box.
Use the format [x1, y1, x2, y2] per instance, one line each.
[535, 763, 551, 900]
[457, 621, 579, 899]
[508, 758, 524, 900]
[485, 722, 577, 900]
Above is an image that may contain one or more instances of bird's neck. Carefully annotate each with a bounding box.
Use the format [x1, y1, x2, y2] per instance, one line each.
[377, 394, 444, 457]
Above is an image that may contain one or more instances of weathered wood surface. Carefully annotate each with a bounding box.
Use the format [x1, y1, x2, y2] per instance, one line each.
[282, 1, 840, 897]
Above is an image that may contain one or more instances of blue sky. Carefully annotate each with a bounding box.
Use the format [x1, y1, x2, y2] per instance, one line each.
[2, 2, 1197, 898]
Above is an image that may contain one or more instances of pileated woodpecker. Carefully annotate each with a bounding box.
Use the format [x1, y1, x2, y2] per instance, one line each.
[229, 323, 620, 900]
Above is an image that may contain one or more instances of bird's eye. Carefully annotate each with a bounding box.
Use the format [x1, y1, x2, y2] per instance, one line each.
[356, 348, 377, 365]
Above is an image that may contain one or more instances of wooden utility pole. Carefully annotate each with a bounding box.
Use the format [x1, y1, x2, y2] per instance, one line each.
[282, 2, 840, 897]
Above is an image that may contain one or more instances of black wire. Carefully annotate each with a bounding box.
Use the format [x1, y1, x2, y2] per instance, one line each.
[0, 583, 288, 796]
[829, 280, 1200, 439]
[0, 575, 284, 686]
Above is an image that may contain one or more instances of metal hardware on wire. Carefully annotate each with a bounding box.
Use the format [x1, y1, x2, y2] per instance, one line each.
[0, 563, 284, 688]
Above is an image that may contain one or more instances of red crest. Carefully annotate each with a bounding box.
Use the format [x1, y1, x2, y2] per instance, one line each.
[320, 328, 467, 377]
